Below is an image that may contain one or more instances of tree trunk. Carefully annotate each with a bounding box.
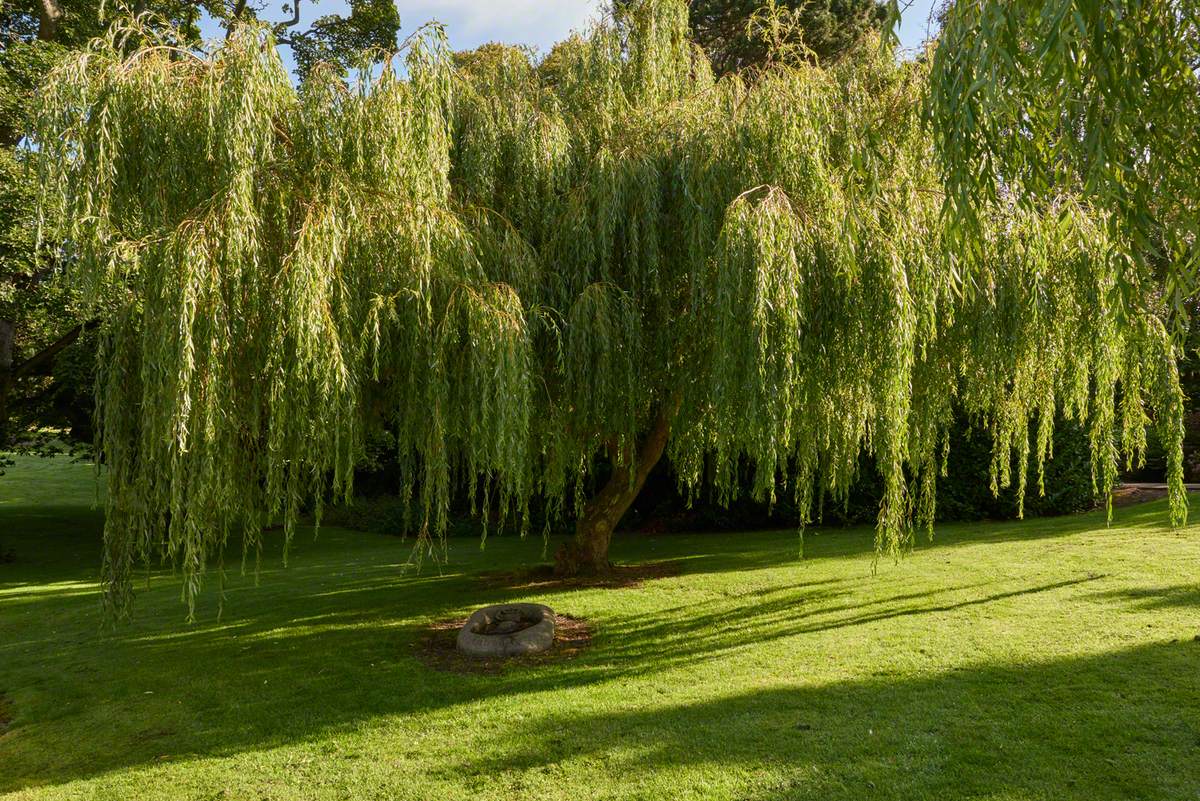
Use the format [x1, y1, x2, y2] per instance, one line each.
[38, 0, 63, 42]
[554, 398, 680, 576]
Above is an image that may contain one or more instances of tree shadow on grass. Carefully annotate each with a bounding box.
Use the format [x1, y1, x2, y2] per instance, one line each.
[0, 495, 1193, 794]
[0, 503, 104, 584]
[446, 640, 1200, 800]
[1088, 583, 1200, 611]
[619, 494, 1186, 578]
[0, 550, 1128, 795]
[591, 574, 1107, 677]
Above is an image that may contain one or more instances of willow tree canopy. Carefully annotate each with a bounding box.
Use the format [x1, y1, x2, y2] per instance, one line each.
[32, 0, 1186, 617]
[930, 0, 1200, 317]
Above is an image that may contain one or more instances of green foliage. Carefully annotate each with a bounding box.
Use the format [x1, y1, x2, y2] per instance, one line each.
[630, 418, 1098, 532]
[0, 0, 404, 455]
[930, 0, 1200, 321]
[682, 0, 890, 72]
[32, 0, 1187, 616]
[940, 418, 1097, 520]
[0, 149, 43, 316]
[288, 0, 400, 82]
[0, 139, 94, 451]
[0, 0, 217, 452]
[826, 419, 1098, 526]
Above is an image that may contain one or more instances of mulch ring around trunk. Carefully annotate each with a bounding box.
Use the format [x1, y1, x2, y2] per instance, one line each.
[416, 614, 592, 675]
[479, 561, 680, 592]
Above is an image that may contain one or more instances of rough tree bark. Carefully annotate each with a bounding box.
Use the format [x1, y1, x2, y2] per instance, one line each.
[554, 396, 682, 576]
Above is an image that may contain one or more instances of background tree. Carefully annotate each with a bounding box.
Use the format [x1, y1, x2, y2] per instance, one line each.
[0, 0, 205, 454]
[32, 0, 1185, 617]
[286, 0, 399, 82]
[683, 0, 890, 72]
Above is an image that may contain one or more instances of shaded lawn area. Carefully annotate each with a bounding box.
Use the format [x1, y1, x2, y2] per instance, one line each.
[1, 456, 1198, 800]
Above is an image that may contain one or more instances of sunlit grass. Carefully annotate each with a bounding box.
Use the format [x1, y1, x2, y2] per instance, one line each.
[1, 455, 1198, 800]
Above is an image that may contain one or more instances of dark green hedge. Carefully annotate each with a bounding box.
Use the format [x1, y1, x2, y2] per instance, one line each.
[334, 417, 1100, 537]
[624, 417, 1098, 532]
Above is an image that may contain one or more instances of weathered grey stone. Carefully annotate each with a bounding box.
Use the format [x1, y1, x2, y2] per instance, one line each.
[456, 603, 556, 658]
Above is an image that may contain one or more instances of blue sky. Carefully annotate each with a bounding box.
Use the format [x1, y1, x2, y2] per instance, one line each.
[200, 0, 941, 74]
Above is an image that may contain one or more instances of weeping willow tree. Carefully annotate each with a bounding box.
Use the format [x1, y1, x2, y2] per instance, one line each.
[33, 0, 1186, 617]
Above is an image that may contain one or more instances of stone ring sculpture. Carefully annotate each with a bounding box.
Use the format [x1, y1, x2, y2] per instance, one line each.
[456, 603, 556, 658]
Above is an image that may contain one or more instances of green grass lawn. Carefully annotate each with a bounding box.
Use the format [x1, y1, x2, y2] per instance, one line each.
[1, 455, 1198, 800]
